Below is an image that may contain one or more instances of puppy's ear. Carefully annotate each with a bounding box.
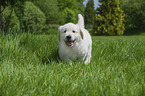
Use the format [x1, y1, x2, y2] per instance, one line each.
[80, 29, 84, 40]
[58, 26, 63, 41]
[58, 26, 63, 32]
[77, 14, 84, 28]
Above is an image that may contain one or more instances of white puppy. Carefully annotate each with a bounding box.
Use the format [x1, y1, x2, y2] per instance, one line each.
[58, 14, 92, 64]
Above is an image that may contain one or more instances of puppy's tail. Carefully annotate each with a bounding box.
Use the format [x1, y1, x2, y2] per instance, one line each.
[77, 14, 84, 28]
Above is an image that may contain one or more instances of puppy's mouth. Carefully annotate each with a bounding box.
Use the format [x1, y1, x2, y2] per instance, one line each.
[65, 40, 75, 47]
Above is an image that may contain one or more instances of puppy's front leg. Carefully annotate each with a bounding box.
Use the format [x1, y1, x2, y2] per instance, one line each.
[64, 59, 72, 64]
[84, 57, 91, 65]
[84, 44, 92, 64]
[84, 53, 91, 65]
[59, 55, 72, 64]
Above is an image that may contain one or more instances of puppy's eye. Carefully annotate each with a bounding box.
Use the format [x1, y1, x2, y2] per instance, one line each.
[72, 30, 75, 33]
[64, 30, 67, 33]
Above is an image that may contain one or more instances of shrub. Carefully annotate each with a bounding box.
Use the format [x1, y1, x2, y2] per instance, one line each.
[22, 2, 46, 33]
[63, 8, 77, 24]
[93, 0, 125, 35]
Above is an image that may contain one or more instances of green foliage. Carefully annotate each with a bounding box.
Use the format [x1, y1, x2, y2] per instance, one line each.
[1, 7, 20, 32]
[76, 0, 85, 15]
[34, 0, 85, 25]
[34, 0, 59, 24]
[9, 11, 20, 32]
[1, 0, 85, 33]
[0, 0, 36, 6]
[0, 33, 145, 95]
[58, 0, 85, 14]
[63, 8, 77, 24]
[22, 2, 46, 33]
[84, 0, 95, 26]
[94, 0, 125, 35]
[0, 0, 18, 6]
[58, 0, 85, 24]
[0, 0, 37, 34]
[119, 0, 145, 32]
[58, 0, 82, 11]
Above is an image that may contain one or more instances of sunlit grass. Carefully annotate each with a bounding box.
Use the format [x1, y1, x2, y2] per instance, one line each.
[0, 33, 145, 95]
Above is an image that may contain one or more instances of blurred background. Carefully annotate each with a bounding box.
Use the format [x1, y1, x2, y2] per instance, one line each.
[0, 0, 145, 35]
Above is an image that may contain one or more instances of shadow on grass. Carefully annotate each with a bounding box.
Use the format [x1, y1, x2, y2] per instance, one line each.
[42, 49, 60, 64]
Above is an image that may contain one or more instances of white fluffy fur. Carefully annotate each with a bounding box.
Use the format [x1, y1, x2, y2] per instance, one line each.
[58, 14, 92, 64]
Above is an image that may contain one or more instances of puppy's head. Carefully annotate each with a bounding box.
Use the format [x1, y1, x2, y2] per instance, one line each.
[59, 23, 83, 47]
[58, 14, 85, 47]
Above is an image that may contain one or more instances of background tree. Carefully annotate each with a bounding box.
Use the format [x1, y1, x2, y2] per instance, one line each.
[76, 0, 85, 15]
[0, 0, 35, 34]
[58, 0, 85, 24]
[84, 0, 95, 27]
[63, 8, 76, 24]
[2, 7, 20, 32]
[0, 0, 16, 34]
[22, 2, 46, 33]
[93, 0, 125, 35]
[34, 0, 59, 24]
[119, 0, 145, 34]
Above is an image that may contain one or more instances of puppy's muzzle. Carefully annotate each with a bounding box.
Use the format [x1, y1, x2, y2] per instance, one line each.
[66, 35, 71, 40]
[65, 35, 75, 47]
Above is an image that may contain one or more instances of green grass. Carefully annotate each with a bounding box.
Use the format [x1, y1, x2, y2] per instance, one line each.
[0, 33, 145, 96]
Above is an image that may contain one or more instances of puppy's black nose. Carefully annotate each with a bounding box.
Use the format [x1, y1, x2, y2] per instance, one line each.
[66, 35, 71, 40]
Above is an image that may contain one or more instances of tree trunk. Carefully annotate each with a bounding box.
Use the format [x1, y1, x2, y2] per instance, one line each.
[4, 8, 13, 33]
[0, 4, 13, 34]
[0, 5, 4, 33]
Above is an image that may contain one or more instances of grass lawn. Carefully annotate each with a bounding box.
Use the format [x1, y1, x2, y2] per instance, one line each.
[0, 33, 145, 96]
